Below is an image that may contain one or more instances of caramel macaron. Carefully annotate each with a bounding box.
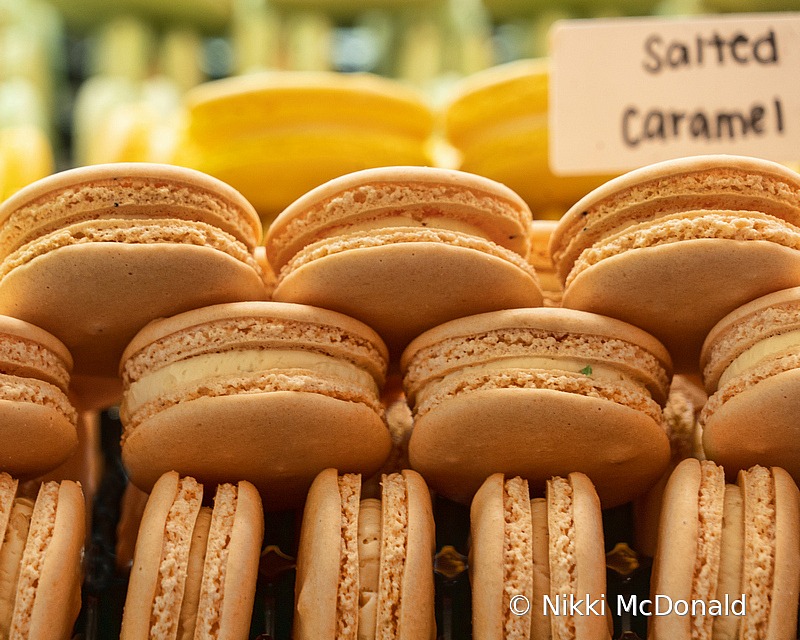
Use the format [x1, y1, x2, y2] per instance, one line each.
[470, 473, 610, 640]
[0, 315, 78, 477]
[0, 163, 267, 383]
[265, 166, 543, 359]
[119, 301, 391, 507]
[700, 286, 800, 480]
[294, 468, 435, 640]
[401, 307, 673, 507]
[650, 459, 800, 640]
[120, 471, 264, 640]
[550, 155, 800, 373]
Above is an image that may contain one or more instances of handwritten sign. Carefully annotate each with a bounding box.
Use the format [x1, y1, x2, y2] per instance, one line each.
[549, 13, 800, 175]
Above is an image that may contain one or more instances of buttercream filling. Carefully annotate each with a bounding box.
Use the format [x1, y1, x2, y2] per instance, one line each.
[176, 507, 212, 640]
[358, 498, 382, 640]
[124, 349, 379, 415]
[324, 216, 493, 242]
[718, 329, 800, 389]
[415, 356, 648, 410]
[0, 499, 32, 640]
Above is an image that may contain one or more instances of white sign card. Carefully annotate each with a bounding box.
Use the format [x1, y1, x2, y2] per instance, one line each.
[549, 13, 800, 176]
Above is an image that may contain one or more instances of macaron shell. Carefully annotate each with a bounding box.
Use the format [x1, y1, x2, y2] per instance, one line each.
[562, 239, 800, 373]
[122, 392, 390, 509]
[0, 243, 267, 377]
[0, 401, 77, 477]
[702, 369, 800, 481]
[27, 481, 85, 640]
[768, 467, 800, 640]
[273, 242, 543, 357]
[408, 388, 670, 507]
[468, 473, 506, 640]
[293, 468, 346, 640]
[398, 469, 435, 640]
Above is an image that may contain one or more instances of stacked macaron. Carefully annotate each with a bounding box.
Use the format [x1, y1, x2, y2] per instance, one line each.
[265, 166, 543, 359]
[550, 155, 800, 373]
[118, 301, 391, 508]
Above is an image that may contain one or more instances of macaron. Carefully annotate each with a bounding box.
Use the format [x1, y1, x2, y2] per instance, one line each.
[119, 301, 391, 507]
[401, 307, 673, 507]
[470, 472, 610, 640]
[120, 471, 264, 640]
[266, 166, 543, 358]
[0, 315, 78, 477]
[174, 71, 434, 221]
[528, 220, 563, 307]
[293, 468, 435, 640]
[550, 155, 800, 373]
[443, 58, 616, 219]
[699, 285, 800, 480]
[0, 473, 86, 640]
[649, 459, 800, 640]
[0, 163, 267, 382]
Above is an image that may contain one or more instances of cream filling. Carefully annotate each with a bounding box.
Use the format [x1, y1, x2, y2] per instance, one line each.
[176, 507, 213, 640]
[322, 216, 493, 242]
[358, 498, 382, 640]
[0, 499, 32, 640]
[719, 329, 800, 389]
[416, 356, 648, 408]
[712, 485, 743, 640]
[125, 349, 378, 414]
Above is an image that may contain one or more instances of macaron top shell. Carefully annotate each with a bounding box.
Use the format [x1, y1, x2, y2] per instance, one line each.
[701, 285, 800, 393]
[0, 315, 72, 393]
[0, 162, 263, 254]
[401, 307, 672, 406]
[550, 155, 800, 284]
[265, 166, 533, 272]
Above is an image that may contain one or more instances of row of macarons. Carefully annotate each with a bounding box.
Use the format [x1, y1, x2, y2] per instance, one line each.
[6, 459, 794, 640]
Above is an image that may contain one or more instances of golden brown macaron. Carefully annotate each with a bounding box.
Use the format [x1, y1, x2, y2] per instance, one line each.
[470, 472, 610, 640]
[550, 155, 800, 373]
[293, 468, 435, 640]
[0, 473, 86, 640]
[0, 315, 78, 477]
[265, 166, 543, 359]
[119, 301, 391, 508]
[649, 459, 800, 640]
[0, 163, 267, 384]
[120, 471, 264, 640]
[699, 286, 800, 481]
[401, 307, 673, 507]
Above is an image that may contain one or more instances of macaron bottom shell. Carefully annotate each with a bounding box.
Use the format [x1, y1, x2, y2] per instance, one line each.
[272, 242, 543, 358]
[0, 243, 267, 378]
[122, 391, 391, 509]
[408, 387, 670, 508]
[562, 239, 800, 373]
[702, 368, 800, 482]
[0, 400, 77, 477]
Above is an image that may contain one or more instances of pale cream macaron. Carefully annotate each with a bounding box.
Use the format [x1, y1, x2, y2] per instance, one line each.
[470, 472, 610, 640]
[0, 473, 86, 640]
[0, 315, 78, 477]
[266, 166, 543, 359]
[401, 307, 673, 507]
[119, 301, 391, 508]
[550, 155, 800, 373]
[293, 468, 435, 640]
[0, 163, 268, 388]
[649, 459, 800, 640]
[120, 471, 264, 640]
[700, 286, 800, 481]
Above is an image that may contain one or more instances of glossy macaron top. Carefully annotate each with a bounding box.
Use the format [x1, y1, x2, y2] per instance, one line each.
[265, 166, 534, 272]
[0, 314, 72, 393]
[401, 307, 673, 407]
[550, 155, 800, 284]
[700, 286, 800, 393]
[0, 162, 263, 255]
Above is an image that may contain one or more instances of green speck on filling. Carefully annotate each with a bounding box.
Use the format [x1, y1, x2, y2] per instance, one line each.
[580, 365, 592, 376]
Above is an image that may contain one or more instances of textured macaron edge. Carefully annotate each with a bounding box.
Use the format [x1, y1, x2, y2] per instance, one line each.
[0, 163, 262, 254]
[265, 166, 533, 271]
[0, 315, 72, 392]
[550, 155, 800, 284]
